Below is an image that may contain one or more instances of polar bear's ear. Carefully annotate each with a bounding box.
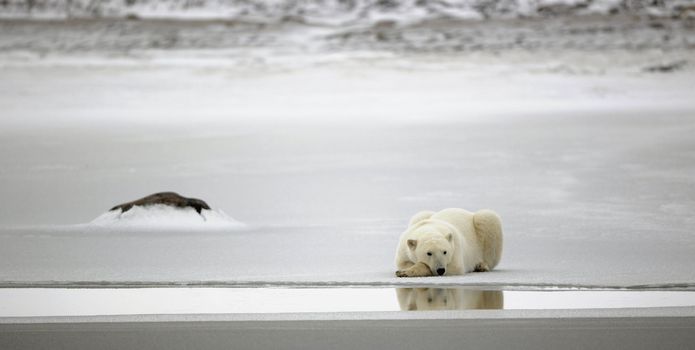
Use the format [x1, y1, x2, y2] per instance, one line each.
[407, 239, 417, 251]
[445, 233, 453, 242]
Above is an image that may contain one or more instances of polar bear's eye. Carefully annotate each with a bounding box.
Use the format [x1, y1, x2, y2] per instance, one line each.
[443, 251, 447, 255]
[427, 252, 432, 256]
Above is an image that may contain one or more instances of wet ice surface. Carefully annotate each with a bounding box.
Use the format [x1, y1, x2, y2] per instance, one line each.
[1, 288, 694, 317]
[0, 17, 694, 291]
[1, 108, 694, 288]
[2, 223, 694, 288]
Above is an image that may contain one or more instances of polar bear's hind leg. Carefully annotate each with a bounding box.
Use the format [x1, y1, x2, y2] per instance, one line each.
[473, 262, 490, 272]
[472, 210, 503, 271]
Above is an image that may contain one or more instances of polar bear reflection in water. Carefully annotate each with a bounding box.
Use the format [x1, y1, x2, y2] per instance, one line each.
[397, 288, 503, 311]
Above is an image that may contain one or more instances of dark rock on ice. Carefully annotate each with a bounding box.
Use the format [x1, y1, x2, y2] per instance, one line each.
[110, 192, 211, 214]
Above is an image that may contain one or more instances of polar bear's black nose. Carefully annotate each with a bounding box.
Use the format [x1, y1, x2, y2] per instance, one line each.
[436, 268, 446, 276]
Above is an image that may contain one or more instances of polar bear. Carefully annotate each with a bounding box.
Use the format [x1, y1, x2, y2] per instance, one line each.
[395, 208, 503, 277]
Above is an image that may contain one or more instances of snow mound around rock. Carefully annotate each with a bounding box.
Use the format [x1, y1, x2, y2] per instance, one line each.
[88, 205, 245, 230]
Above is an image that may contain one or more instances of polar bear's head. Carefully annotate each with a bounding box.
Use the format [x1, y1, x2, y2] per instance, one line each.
[407, 231, 453, 276]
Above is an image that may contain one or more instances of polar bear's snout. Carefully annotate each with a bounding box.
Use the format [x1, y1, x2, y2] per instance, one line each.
[432, 259, 447, 275]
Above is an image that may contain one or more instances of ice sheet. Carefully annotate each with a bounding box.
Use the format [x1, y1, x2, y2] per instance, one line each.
[0, 17, 694, 290]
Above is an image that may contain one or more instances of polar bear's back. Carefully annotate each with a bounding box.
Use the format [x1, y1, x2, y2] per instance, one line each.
[430, 208, 476, 237]
[432, 208, 503, 272]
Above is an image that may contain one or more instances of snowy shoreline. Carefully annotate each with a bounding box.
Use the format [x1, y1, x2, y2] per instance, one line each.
[2, 0, 692, 22]
[2, 15, 693, 55]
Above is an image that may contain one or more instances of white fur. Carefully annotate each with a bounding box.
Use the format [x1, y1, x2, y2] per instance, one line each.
[395, 208, 503, 276]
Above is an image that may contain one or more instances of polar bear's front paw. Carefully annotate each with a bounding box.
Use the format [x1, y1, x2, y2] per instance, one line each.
[473, 262, 490, 272]
[396, 262, 433, 277]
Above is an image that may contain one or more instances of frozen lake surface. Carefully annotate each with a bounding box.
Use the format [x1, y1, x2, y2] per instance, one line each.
[0, 17, 694, 292]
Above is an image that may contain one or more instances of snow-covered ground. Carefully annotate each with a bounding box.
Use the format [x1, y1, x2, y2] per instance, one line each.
[2, 0, 693, 21]
[0, 15, 694, 291]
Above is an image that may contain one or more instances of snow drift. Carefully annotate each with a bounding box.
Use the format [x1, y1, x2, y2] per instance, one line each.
[89, 205, 246, 230]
